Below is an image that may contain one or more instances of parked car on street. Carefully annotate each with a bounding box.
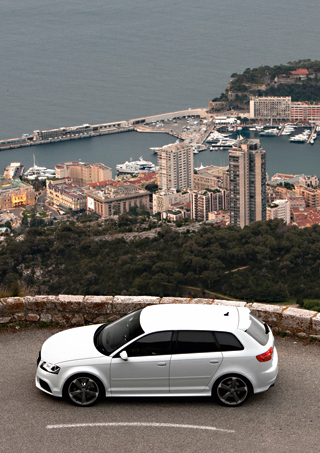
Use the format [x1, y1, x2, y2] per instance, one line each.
[36, 304, 278, 407]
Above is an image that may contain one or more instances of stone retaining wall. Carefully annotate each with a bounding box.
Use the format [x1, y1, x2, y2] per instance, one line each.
[1, 295, 320, 339]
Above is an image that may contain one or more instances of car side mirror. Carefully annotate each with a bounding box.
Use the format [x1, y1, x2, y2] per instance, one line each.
[120, 350, 128, 361]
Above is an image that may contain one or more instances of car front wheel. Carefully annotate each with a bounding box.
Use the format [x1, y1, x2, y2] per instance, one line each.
[63, 374, 104, 407]
[213, 375, 251, 407]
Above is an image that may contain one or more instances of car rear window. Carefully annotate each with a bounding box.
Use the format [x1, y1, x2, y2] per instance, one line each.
[246, 313, 268, 346]
[214, 332, 244, 351]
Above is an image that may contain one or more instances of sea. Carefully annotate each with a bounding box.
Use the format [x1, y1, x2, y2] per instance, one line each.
[1, 0, 320, 178]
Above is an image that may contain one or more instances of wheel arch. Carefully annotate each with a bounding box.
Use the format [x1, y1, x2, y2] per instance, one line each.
[62, 370, 107, 399]
[211, 372, 254, 397]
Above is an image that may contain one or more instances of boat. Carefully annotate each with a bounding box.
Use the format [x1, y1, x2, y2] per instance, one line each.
[289, 132, 309, 143]
[116, 156, 158, 174]
[23, 155, 56, 180]
[259, 128, 278, 136]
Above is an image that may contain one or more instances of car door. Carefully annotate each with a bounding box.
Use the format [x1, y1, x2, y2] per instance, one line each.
[110, 331, 173, 395]
[169, 330, 223, 395]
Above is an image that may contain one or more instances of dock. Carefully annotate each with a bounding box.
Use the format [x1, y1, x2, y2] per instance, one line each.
[0, 108, 208, 151]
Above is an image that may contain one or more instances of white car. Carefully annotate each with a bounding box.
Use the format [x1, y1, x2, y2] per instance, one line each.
[36, 304, 278, 407]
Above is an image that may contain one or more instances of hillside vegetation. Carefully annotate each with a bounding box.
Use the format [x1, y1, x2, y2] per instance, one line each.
[1, 217, 320, 309]
[213, 59, 320, 105]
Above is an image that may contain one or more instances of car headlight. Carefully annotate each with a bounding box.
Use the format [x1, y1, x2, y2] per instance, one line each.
[40, 361, 61, 374]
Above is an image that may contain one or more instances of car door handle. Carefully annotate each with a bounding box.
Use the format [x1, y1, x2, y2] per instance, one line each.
[157, 362, 167, 366]
[209, 360, 219, 364]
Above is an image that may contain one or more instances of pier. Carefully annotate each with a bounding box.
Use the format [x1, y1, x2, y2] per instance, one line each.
[0, 108, 207, 151]
[307, 125, 317, 144]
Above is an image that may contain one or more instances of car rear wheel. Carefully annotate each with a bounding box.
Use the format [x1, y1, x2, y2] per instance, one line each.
[63, 374, 104, 407]
[213, 375, 251, 407]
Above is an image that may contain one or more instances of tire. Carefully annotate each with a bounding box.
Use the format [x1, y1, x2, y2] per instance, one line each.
[63, 374, 104, 407]
[213, 374, 251, 407]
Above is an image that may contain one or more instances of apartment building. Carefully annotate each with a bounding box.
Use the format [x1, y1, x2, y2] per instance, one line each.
[152, 189, 190, 215]
[190, 189, 229, 221]
[267, 199, 291, 224]
[55, 162, 112, 187]
[46, 179, 87, 211]
[86, 181, 150, 218]
[229, 139, 266, 228]
[194, 165, 229, 191]
[295, 185, 320, 207]
[250, 97, 291, 120]
[157, 142, 194, 191]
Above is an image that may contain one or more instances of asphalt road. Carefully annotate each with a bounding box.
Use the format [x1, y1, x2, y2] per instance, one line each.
[1, 328, 320, 453]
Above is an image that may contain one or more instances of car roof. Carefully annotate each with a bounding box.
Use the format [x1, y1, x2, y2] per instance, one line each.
[139, 304, 251, 334]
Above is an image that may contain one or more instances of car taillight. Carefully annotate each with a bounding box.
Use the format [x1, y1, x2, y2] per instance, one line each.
[256, 347, 273, 362]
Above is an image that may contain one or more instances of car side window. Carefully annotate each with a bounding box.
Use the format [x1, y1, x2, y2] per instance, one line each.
[175, 331, 219, 354]
[214, 332, 244, 351]
[125, 331, 173, 357]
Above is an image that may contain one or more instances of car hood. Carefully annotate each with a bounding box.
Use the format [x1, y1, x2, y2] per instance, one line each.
[41, 324, 105, 364]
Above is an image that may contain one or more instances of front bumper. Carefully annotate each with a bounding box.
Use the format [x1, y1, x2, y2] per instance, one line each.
[35, 365, 63, 398]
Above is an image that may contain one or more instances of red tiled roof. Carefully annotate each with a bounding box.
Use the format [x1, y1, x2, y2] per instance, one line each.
[290, 69, 308, 75]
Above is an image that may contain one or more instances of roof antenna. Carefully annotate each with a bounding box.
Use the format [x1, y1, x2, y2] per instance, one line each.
[224, 312, 229, 316]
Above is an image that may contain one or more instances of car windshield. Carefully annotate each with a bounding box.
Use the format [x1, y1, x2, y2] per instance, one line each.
[95, 309, 144, 355]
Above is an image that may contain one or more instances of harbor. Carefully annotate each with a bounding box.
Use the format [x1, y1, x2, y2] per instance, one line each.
[0, 108, 207, 151]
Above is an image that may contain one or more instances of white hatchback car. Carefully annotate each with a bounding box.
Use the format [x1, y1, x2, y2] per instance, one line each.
[36, 304, 278, 407]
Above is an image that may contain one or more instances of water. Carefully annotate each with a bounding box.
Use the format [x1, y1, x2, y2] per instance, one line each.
[1, 0, 320, 177]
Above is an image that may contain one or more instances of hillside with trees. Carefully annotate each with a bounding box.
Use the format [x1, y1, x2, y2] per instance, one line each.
[212, 59, 320, 107]
[1, 216, 320, 311]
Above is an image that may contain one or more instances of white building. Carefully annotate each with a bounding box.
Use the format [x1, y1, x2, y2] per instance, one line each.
[299, 175, 319, 188]
[266, 199, 290, 224]
[153, 189, 190, 215]
[157, 142, 194, 191]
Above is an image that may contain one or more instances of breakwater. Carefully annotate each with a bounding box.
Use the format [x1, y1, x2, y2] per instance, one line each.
[0, 108, 207, 151]
[1, 295, 320, 339]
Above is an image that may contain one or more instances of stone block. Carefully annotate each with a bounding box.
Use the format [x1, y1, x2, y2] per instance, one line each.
[214, 299, 247, 308]
[26, 313, 40, 322]
[0, 316, 12, 324]
[25, 296, 56, 310]
[14, 313, 25, 321]
[84, 296, 113, 314]
[3, 297, 25, 312]
[71, 314, 84, 325]
[160, 297, 191, 305]
[92, 315, 111, 324]
[311, 313, 320, 334]
[113, 296, 160, 315]
[52, 313, 74, 325]
[56, 295, 84, 312]
[0, 300, 7, 316]
[246, 303, 283, 325]
[189, 298, 214, 305]
[282, 307, 318, 333]
[40, 313, 53, 323]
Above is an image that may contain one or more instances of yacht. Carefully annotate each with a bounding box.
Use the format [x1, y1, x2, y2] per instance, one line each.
[259, 128, 278, 136]
[23, 156, 56, 180]
[116, 156, 158, 174]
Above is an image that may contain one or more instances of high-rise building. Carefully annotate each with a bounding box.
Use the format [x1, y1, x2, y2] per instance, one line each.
[229, 139, 266, 228]
[157, 142, 194, 191]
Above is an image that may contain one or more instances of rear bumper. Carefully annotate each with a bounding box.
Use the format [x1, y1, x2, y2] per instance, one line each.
[254, 346, 278, 394]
